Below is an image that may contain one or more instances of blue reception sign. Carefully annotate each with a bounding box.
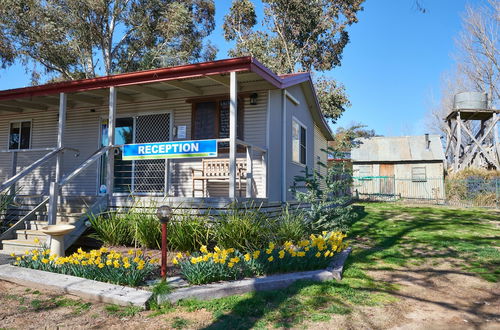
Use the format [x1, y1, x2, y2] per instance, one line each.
[122, 139, 218, 160]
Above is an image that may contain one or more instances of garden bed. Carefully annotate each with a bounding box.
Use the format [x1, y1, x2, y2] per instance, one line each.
[158, 247, 351, 304]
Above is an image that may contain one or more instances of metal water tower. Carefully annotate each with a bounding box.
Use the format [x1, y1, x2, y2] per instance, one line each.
[444, 92, 500, 171]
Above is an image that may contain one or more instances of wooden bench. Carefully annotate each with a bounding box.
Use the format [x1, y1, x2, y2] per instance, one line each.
[191, 159, 247, 197]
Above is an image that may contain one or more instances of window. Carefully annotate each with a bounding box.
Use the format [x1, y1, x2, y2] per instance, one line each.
[292, 119, 306, 165]
[358, 165, 372, 180]
[192, 99, 243, 141]
[9, 121, 31, 150]
[412, 166, 427, 182]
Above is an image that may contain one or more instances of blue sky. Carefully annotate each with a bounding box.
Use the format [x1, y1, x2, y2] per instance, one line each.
[0, 0, 480, 137]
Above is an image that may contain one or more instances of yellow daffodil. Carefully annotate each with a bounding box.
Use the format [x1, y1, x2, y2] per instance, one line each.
[253, 250, 260, 259]
[98, 263, 105, 269]
[228, 262, 234, 268]
[32, 255, 38, 261]
[244, 253, 251, 262]
[124, 262, 131, 269]
[214, 246, 221, 253]
[200, 245, 208, 254]
[265, 249, 272, 254]
[268, 242, 275, 250]
[226, 248, 235, 253]
[127, 249, 134, 255]
[10, 252, 15, 257]
[34, 238, 40, 244]
[229, 257, 240, 263]
[137, 264, 144, 270]
[106, 260, 112, 266]
[278, 250, 285, 259]
[267, 256, 274, 262]
[16, 257, 21, 261]
[297, 251, 306, 257]
[133, 257, 140, 263]
[324, 251, 331, 257]
[176, 252, 183, 259]
[172, 258, 178, 265]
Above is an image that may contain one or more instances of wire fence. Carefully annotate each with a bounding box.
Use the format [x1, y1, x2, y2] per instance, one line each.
[352, 176, 500, 208]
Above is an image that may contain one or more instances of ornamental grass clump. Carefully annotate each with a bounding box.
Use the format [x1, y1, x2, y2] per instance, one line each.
[174, 231, 348, 285]
[12, 246, 158, 287]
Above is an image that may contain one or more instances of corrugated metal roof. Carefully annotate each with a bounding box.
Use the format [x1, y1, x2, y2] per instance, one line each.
[351, 135, 445, 162]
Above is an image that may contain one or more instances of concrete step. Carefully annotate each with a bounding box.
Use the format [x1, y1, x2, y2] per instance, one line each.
[15, 229, 48, 241]
[1, 239, 47, 255]
[26, 221, 49, 230]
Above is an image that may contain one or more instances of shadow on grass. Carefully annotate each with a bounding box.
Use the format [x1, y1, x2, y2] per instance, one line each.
[185, 203, 499, 329]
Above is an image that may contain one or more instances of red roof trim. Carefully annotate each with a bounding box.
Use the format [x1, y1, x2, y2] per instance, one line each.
[0, 56, 314, 101]
[0, 57, 256, 101]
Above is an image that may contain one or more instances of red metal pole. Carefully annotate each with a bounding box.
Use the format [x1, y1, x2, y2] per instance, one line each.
[161, 222, 167, 279]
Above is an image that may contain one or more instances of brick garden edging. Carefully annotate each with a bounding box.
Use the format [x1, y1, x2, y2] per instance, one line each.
[0, 264, 152, 308]
[158, 247, 351, 304]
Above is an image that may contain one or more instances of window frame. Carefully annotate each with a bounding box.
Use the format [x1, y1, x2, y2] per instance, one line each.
[292, 117, 307, 166]
[190, 97, 244, 152]
[358, 165, 372, 180]
[411, 166, 427, 182]
[8, 119, 32, 151]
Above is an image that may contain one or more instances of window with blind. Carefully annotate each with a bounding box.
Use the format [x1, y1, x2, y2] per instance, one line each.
[192, 99, 244, 143]
[9, 121, 31, 150]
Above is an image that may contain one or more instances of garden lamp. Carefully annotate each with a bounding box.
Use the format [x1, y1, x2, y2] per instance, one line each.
[157, 205, 172, 279]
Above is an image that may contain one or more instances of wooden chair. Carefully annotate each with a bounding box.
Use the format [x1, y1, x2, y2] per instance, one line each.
[191, 159, 247, 197]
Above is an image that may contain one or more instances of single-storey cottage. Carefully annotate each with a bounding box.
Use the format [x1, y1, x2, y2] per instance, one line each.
[0, 57, 332, 253]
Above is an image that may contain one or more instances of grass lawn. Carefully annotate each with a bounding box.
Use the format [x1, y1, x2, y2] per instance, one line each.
[1, 202, 499, 329]
[148, 202, 500, 329]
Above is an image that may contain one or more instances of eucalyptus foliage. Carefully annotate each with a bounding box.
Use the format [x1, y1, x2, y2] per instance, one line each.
[0, 0, 216, 83]
[223, 0, 364, 122]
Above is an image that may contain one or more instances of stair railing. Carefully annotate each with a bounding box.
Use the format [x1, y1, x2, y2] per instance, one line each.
[47, 146, 115, 225]
[0, 147, 80, 194]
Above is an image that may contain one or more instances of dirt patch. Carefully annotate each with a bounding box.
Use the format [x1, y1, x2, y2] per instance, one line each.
[309, 261, 500, 330]
[0, 262, 499, 329]
[0, 280, 213, 329]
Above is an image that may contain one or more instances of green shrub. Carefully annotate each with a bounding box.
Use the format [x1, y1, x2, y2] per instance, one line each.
[212, 204, 273, 252]
[291, 148, 357, 232]
[271, 205, 308, 245]
[168, 212, 212, 252]
[132, 212, 161, 249]
[88, 211, 133, 246]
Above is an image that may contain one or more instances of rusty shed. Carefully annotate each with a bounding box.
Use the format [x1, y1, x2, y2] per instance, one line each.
[351, 135, 446, 201]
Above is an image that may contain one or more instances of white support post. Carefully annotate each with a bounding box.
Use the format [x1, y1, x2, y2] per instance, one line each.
[47, 181, 59, 225]
[246, 146, 253, 198]
[9, 152, 17, 195]
[55, 92, 66, 183]
[48, 93, 66, 225]
[106, 87, 117, 199]
[229, 72, 238, 199]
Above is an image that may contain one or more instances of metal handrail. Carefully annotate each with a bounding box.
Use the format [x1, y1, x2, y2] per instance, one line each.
[0, 148, 61, 193]
[0, 147, 57, 153]
[0, 147, 80, 193]
[59, 146, 113, 186]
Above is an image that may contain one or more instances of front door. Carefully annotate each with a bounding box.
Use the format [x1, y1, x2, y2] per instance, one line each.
[100, 113, 172, 195]
[379, 164, 394, 195]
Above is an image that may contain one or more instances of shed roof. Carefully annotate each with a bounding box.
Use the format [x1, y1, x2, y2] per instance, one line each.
[351, 135, 445, 162]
